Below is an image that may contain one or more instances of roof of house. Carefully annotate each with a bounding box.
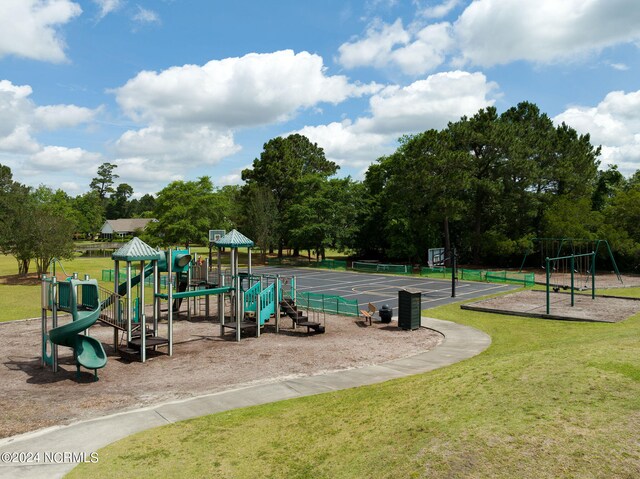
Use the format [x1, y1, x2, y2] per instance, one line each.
[103, 218, 156, 233]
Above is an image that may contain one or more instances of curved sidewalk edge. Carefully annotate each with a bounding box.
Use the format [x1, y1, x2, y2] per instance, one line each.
[0, 317, 491, 479]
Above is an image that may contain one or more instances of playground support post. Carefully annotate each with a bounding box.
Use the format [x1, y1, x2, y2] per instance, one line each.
[114, 260, 120, 350]
[41, 275, 46, 368]
[168, 249, 174, 356]
[41, 275, 59, 373]
[275, 276, 280, 334]
[153, 260, 159, 338]
[451, 247, 457, 298]
[51, 277, 59, 372]
[126, 261, 132, 343]
[140, 260, 146, 363]
[218, 271, 225, 337]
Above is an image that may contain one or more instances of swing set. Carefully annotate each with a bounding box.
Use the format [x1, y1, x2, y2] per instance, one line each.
[520, 237, 623, 284]
[519, 238, 623, 316]
[544, 252, 595, 315]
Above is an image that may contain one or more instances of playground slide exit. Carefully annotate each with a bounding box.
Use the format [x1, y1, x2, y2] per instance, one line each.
[48, 301, 107, 373]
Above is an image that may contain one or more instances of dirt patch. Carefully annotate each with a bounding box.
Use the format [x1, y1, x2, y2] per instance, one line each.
[463, 290, 640, 322]
[524, 271, 640, 289]
[0, 273, 41, 286]
[0, 314, 442, 439]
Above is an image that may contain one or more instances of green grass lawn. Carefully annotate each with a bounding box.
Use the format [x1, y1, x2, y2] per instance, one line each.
[68, 297, 640, 478]
[0, 254, 116, 321]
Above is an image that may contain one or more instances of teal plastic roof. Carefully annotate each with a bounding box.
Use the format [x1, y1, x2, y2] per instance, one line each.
[112, 237, 162, 261]
[214, 229, 254, 248]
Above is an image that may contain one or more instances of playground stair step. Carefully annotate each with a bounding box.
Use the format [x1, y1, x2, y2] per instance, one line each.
[130, 329, 154, 340]
[296, 321, 325, 334]
[117, 347, 140, 361]
[127, 335, 169, 350]
[221, 320, 259, 331]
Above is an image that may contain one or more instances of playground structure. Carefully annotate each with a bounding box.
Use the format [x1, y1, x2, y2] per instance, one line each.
[544, 252, 596, 315]
[41, 275, 107, 381]
[520, 237, 623, 284]
[41, 230, 322, 379]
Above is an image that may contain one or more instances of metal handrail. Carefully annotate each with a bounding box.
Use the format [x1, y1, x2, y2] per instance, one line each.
[97, 285, 127, 330]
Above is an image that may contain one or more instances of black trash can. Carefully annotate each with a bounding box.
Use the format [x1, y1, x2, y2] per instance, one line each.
[379, 304, 392, 323]
[398, 289, 421, 330]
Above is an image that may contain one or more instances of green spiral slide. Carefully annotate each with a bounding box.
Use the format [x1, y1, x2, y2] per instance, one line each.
[48, 280, 107, 381]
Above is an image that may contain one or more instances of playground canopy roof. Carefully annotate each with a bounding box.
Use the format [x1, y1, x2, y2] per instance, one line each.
[214, 229, 254, 248]
[112, 237, 161, 262]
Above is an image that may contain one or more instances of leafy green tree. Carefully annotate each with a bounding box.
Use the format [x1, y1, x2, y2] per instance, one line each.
[358, 102, 602, 266]
[0, 171, 75, 275]
[0, 166, 34, 274]
[106, 183, 134, 219]
[90, 162, 119, 200]
[241, 134, 338, 257]
[592, 165, 625, 211]
[242, 185, 278, 263]
[130, 193, 156, 217]
[72, 191, 105, 238]
[145, 177, 234, 248]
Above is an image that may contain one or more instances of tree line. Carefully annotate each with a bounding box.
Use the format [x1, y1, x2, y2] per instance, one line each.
[1, 101, 639, 275]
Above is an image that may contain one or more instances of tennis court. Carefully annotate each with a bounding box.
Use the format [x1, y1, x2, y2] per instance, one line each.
[253, 266, 518, 315]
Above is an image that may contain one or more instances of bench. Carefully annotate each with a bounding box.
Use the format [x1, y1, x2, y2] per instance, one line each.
[360, 302, 377, 325]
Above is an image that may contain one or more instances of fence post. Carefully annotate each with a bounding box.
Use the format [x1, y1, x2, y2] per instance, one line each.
[546, 257, 550, 315]
[591, 251, 596, 300]
[570, 254, 575, 307]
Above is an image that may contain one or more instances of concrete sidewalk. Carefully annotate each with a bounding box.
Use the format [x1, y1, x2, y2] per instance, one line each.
[0, 317, 491, 479]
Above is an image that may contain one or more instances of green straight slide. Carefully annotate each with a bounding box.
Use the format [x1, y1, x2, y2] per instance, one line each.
[49, 281, 107, 380]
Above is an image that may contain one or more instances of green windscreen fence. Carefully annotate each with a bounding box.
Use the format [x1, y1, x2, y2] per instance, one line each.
[485, 271, 535, 287]
[352, 261, 411, 274]
[296, 292, 359, 317]
[421, 268, 534, 287]
[266, 258, 347, 270]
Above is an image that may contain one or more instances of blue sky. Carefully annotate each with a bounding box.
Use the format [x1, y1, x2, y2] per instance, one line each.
[1, 0, 640, 198]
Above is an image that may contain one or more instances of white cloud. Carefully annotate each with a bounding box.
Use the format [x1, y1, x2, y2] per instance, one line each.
[338, 19, 410, 69]
[420, 0, 461, 19]
[297, 120, 392, 169]
[609, 62, 629, 71]
[360, 70, 496, 134]
[116, 124, 241, 165]
[0, 0, 82, 63]
[554, 90, 640, 175]
[338, 18, 453, 75]
[217, 173, 243, 186]
[113, 157, 183, 185]
[60, 181, 83, 194]
[112, 50, 382, 175]
[115, 50, 379, 128]
[390, 23, 453, 75]
[454, 0, 640, 67]
[0, 80, 99, 169]
[29, 146, 102, 169]
[34, 104, 99, 130]
[0, 126, 39, 154]
[339, 1, 640, 74]
[132, 5, 160, 25]
[0, 81, 40, 152]
[93, 0, 123, 19]
[297, 71, 496, 170]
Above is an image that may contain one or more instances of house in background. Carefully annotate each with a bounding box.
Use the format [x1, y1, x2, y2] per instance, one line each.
[100, 218, 157, 239]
